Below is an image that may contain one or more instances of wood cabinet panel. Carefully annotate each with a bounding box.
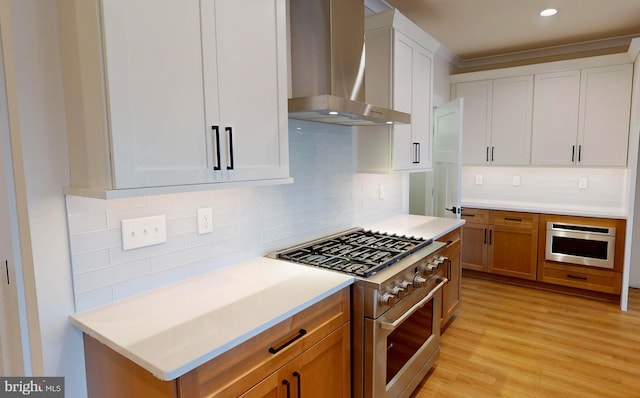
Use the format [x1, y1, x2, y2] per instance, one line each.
[437, 228, 462, 327]
[538, 262, 622, 294]
[460, 222, 488, 272]
[81, 288, 350, 398]
[488, 218, 539, 281]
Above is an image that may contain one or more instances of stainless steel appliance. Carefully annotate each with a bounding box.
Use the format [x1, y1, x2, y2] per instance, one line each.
[287, 0, 410, 126]
[271, 228, 448, 398]
[546, 222, 616, 269]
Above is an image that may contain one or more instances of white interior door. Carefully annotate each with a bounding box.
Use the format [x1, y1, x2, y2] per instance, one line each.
[433, 99, 463, 219]
[0, 26, 25, 375]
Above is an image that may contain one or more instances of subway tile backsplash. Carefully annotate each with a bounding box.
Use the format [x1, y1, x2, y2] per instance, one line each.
[66, 121, 407, 311]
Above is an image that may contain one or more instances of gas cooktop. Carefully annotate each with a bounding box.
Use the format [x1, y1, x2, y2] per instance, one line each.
[276, 228, 433, 277]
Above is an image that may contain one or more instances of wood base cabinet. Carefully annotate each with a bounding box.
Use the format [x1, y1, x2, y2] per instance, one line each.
[436, 227, 462, 328]
[461, 208, 539, 280]
[537, 214, 625, 295]
[83, 288, 350, 398]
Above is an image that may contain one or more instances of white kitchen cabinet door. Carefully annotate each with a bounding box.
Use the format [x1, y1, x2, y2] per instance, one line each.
[577, 64, 633, 167]
[531, 70, 581, 166]
[490, 75, 533, 165]
[391, 32, 433, 171]
[454, 80, 492, 165]
[103, 0, 214, 188]
[203, 0, 289, 182]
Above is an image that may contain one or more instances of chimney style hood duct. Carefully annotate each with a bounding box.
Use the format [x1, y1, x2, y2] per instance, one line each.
[288, 0, 410, 126]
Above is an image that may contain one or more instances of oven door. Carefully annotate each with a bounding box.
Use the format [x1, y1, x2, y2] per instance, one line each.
[364, 277, 447, 398]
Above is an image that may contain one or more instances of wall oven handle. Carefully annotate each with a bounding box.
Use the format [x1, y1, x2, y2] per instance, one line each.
[380, 278, 448, 331]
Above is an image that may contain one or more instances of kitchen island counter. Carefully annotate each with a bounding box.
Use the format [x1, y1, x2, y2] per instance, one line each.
[70, 257, 353, 381]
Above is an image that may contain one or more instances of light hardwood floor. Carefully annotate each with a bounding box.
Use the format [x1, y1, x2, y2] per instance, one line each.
[412, 276, 640, 398]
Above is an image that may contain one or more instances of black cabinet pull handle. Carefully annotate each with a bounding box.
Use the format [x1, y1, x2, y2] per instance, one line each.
[567, 274, 588, 281]
[225, 126, 234, 170]
[504, 217, 522, 222]
[282, 380, 291, 398]
[486, 146, 489, 162]
[491, 146, 495, 162]
[212, 126, 221, 171]
[417, 143, 421, 163]
[462, 213, 475, 217]
[572, 145, 575, 162]
[293, 372, 301, 397]
[489, 229, 493, 245]
[268, 329, 307, 354]
[578, 145, 582, 162]
[483, 228, 487, 244]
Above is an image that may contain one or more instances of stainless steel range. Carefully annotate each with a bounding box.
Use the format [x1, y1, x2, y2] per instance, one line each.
[272, 228, 449, 398]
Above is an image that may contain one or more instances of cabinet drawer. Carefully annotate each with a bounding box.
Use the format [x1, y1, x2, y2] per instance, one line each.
[461, 208, 489, 224]
[178, 288, 350, 397]
[540, 262, 621, 294]
[490, 211, 538, 229]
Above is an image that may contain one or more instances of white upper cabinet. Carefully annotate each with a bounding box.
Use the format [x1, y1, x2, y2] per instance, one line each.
[454, 80, 492, 166]
[453, 75, 533, 166]
[578, 64, 633, 167]
[58, 0, 288, 193]
[531, 64, 632, 166]
[357, 10, 437, 173]
[531, 70, 581, 166]
[452, 54, 633, 168]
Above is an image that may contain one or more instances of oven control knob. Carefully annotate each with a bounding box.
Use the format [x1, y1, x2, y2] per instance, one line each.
[390, 285, 406, 299]
[399, 280, 413, 292]
[413, 275, 427, 288]
[380, 292, 397, 307]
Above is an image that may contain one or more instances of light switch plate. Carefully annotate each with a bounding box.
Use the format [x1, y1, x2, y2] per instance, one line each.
[122, 215, 167, 250]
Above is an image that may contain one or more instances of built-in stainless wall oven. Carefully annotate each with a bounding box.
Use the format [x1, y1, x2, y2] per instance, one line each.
[545, 222, 616, 269]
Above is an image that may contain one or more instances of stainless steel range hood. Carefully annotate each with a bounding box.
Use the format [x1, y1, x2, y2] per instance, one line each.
[288, 0, 410, 126]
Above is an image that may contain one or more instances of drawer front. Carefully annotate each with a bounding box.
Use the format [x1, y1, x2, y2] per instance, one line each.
[540, 262, 621, 294]
[461, 208, 489, 224]
[179, 287, 350, 397]
[490, 211, 538, 230]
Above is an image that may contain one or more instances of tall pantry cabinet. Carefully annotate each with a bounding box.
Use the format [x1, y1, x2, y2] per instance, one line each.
[58, 0, 289, 193]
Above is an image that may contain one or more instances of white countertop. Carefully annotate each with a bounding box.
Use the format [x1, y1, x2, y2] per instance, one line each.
[69, 214, 462, 382]
[461, 200, 627, 219]
[363, 214, 465, 240]
[70, 257, 353, 381]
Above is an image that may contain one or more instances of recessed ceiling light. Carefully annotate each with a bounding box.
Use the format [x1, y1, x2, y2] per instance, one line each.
[540, 8, 558, 17]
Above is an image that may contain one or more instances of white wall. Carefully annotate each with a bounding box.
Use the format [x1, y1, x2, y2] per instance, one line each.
[462, 166, 628, 217]
[4, 0, 87, 397]
[66, 121, 406, 311]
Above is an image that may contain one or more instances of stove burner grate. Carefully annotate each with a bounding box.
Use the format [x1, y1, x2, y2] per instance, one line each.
[277, 229, 433, 277]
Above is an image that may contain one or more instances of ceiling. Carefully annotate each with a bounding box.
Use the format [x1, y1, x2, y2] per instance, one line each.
[366, 0, 640, 67]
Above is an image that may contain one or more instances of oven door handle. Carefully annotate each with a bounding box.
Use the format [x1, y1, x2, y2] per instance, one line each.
[380, 277, 448, 331]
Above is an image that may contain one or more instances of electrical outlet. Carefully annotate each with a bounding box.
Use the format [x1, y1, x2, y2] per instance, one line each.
[121, 215, 167, 250]
[513, 175, 521, 186]
[578, 177, 588, 190]
[379, 185, 386, 200]
[475, 174, 483, 185]
[197, 208, 214, 234]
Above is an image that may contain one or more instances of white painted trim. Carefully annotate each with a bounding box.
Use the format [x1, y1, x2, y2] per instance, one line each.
[627, 37, 640, 62]
[451, 53, 632, 83]
[456, 35, 638, 70]
[64, 177, 295, 199]
[622, 125, 639, 310]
